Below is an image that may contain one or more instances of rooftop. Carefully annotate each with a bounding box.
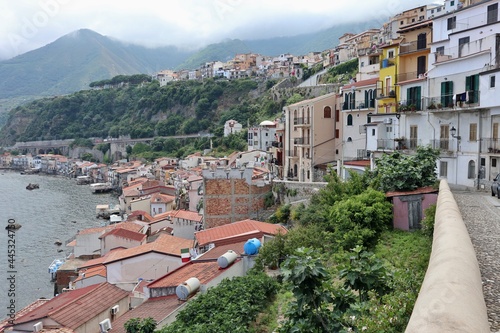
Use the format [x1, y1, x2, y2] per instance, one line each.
[195, 219, 287, 247]
[147, 260, 226, 289]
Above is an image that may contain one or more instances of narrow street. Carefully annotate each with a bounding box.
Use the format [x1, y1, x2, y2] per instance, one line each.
[454, 190, 500, 332]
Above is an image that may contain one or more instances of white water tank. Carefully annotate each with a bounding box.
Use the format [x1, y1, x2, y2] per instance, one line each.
[175, 277, 200, 300]
[217, 250, 238, 269]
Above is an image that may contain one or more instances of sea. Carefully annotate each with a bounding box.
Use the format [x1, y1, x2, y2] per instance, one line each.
[0, 171, 117, 319]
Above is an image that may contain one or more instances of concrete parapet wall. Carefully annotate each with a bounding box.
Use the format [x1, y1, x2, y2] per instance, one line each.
[272, 180, 327, 205]
[405, 180, 489, 333]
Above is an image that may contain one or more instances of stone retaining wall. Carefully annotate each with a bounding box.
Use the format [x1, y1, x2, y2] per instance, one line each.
[405, 179, 489, 332]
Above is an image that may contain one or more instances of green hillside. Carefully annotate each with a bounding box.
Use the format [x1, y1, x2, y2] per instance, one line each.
[0, 76, 282, 147]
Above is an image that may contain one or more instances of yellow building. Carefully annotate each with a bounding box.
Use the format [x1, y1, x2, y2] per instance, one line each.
[376, 41, 400, 114]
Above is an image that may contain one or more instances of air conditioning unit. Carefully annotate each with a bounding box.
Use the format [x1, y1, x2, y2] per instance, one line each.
[383, 118, 393, 124]
[111, 305, 119, 315]
[99, 319, 112, 333]
[33, 322, 43, 332]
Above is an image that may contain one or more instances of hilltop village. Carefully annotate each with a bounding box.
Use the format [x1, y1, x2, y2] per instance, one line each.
[1, 0, 500, 332]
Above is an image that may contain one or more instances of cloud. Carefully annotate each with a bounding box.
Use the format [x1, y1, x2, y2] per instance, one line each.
[0, 0, 441, 60]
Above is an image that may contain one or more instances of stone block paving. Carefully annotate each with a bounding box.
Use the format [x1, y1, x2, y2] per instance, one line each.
[454, 190, 500, 332]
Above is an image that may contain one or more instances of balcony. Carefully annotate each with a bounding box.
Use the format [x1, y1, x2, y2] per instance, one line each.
[397, 72, 426, 82]
[293, 118, 311, 126]
[430, 139, 452, 151]
[448, 12, 497, 35]
[376, 87, 396, 99]
[433, 35, 495, 64]
[293, 137, 310, 145]
[422, 91, 480, 110]
[399, 40, 429, 55]
[483, 138, 500, 154]
[271, 141, 283, 148]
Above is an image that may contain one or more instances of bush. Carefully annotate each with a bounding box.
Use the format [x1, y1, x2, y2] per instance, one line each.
[421, 204, 436, 237]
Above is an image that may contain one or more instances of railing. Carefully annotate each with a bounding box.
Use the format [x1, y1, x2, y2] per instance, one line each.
[293, 118, 311, 125]
[399, 99, 423, 112]
[357, 149, 368, 159]
[376, 139, 396, 150]
[422, 92, 480, 110]
[430, 139, 451, 151]
[448, 11, 497, 35]
[293, 137, 310, 145]
[433, 35, 495, 64]
[271, 141, 283, 148]
[483, 138, 500, 153]
[376, 86, 396, 99]
[397, 71, 424, 82]
[399, 40, 428, 55]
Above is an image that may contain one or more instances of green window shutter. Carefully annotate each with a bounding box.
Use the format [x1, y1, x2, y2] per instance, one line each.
[441, 82, 447, 106]
[407, 88, 412, 105]
[416, 87, 421, 110]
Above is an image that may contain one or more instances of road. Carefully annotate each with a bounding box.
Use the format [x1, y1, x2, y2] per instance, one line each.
[454, 189, 500, 332]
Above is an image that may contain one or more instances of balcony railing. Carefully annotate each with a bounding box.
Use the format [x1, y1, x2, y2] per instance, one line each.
[448, 12, 497, 35]
[430, 139, 452, 151]
[422, 91, 480, 110]
[483, 138, 500, 154]
[397, 71, 426, 82]
[271, 141, 283, 148]
[293, 118, 311, 126]
[376, 86, 397, 99]
[433, 35, 495, 64]
[399, 40, 429, 55]
[376, 139, 396, 150]
[294, 137, 310, 145]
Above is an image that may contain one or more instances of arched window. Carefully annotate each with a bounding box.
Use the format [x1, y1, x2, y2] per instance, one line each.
[347, 114, 353, 126]
[324, 106, 332, 118]
[468, 160, 475, 179]
[347, 137, 352, 142]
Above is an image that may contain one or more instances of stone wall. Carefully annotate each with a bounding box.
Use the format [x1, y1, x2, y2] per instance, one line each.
[272, 180, 328, 206]
[405, 180, 489, 332]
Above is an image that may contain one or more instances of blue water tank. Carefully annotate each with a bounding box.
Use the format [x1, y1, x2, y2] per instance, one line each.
[382, 59, 389, 68]
[244, 238, 261, 255]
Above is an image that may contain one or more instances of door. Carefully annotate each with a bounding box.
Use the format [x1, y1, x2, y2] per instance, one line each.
[408, 200, 422, 230]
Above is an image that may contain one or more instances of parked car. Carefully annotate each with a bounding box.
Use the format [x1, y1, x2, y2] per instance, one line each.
[491, 173, 500, 198]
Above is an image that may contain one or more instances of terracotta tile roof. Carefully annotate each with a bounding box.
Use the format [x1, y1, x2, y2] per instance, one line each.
[14, 283, 128, 329]
[99, 228, 146, 242]
[77, 222, 143, 236]
[78, 248, 124, 269]
[66, 239, 76, 247]
[73, 265, 106, 283]
[172, 210, 203, 223]
[343, 77, 379, 90]
[147, 261, 225, 289]
[195, 219, 287, 247]
[0, 299, 50, 332]
[386, 186, 438, 198]
[196, 242, 245, 260]
[150, 192, 175, 204]
[110, 296, 181, 333]
[103, 234, 194, 264]
[344, 160, 371, 167]
[38, 328, 75, 333]
[150, 210, 174, 222]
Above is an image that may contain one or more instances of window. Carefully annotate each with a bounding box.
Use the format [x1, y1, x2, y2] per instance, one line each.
[410, 125, 418, 149]
[335, 129, 340, 138]
[465, 74, 479, 103]
[407, 86, 422, 110]
[469, 123, 477, 141]
[493, 159, 497, 168]
[488, 3, 498, 24]
[468, 160, 475, 179]
[335, 109, 340, 122]
[440, 161, 448, 178]
[491, 75, 496, 88]
[388, 50, 395, 58]
[441, 81, 454, 107]
[440, 124, 450, 150]
[450, 0, 454, 5]
[417, 33, 427, 50]
[447, 16, 456, 30]
[436, 46, 445, 55]
[324, 106, 332, 118]
[494, 123, 499, 140]
[372, 129, 376, 136]
[459, 36, 470, 47]
[347, 114, 353, 126]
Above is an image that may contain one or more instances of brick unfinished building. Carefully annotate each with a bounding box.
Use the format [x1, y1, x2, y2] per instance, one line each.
[202, 167, 271, 228]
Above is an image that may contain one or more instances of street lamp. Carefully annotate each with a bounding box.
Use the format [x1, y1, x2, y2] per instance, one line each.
[450, 126, 461, 140]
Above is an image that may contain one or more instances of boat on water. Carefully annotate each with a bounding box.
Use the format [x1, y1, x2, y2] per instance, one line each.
[26, 183, 40, 190]
[90, 182, 114, 194]
[76, 175, 92, 185]
[96, 203, 121, 219]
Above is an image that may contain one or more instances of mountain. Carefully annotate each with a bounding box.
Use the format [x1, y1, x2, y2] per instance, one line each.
[0, 29, 192, 100]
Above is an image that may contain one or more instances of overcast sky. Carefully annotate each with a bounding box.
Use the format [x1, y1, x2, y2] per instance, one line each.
[0, 0, 440, 60]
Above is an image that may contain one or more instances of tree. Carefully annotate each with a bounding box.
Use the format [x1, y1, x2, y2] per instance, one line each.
[124, 318, 157, 333]
[374, 145, 440, 192]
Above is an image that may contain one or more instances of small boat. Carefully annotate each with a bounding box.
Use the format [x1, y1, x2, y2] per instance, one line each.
[26, 183, 40, 190]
